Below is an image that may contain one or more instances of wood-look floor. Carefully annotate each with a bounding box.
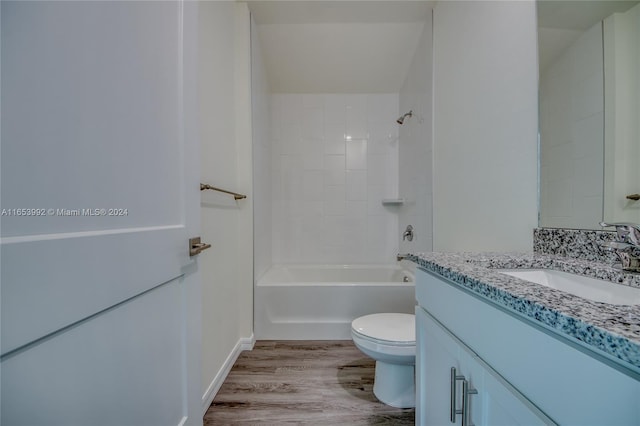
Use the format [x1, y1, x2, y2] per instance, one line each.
[204, 340, 415, 425]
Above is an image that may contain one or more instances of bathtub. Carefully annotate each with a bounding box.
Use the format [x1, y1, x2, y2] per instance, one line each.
[254, 263, 416, 340]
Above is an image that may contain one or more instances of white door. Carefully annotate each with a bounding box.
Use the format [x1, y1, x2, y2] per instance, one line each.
[1, 2, 202, 425]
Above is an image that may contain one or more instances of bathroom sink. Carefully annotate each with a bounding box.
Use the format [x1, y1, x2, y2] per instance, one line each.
[498, 269, 640, 305]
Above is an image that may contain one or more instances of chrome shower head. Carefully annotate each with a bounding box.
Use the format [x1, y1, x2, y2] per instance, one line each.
[396, 110, 413, 125]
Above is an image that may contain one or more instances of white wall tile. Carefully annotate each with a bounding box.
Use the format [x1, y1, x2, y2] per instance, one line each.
[367, 215, 398, 263]
[272, 93, 399, 264]
[324, 95, 348, 124]
[303, 170, 324, 201]
[346, 96, 368, 140]
[282, 165, 303, 201]
[280, 94, 303, 124]
[346, 140, 367, 170]
[322, 215, 347, 246]
[324, 154, 345, 171]
[346, 200, 367, 219]
[281, 123, 303, 154]
[368, 133, 397, 156]
[303, 107, 324, 140]
[366, 185, 388, 215]
[346, 170, 367, 201]
[324, 122, 346, 155]
[302, 138, 324, 170]
[324, 169, 345, 186]
[367, 154, 388, 186]
[324, 185, 346, 215]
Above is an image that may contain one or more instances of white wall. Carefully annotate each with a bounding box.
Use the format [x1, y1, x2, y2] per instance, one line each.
[252, 16, 273, 281]
[432, 1, 538, 252]
[271, 94, 399, 264]
[198, 1, 253, 413]
[540, 22, 604, 229]
[399, 19, 433, 254]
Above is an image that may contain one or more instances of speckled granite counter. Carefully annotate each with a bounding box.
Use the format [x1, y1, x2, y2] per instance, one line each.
[409, 251, 640, 373]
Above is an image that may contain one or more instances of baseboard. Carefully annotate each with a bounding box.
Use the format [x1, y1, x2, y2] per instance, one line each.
[201, 333, 255, 416]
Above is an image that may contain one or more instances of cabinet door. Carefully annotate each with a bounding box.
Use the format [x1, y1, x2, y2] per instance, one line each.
[465, 352, 553, 426]
[417, 306, 555, 426]
[416, 306, 462, 425]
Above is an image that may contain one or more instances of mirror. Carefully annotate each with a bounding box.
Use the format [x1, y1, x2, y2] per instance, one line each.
[537, 0, 640, 230]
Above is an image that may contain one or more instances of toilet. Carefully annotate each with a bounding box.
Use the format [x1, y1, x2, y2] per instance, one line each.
[351, 313, 416, 408]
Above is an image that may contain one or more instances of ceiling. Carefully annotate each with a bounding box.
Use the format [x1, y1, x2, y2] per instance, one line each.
[537, 0, 640, 71]
[247, 1, 434, 93]
[248, 0, 640, 92]
[537, 0, 638, 30]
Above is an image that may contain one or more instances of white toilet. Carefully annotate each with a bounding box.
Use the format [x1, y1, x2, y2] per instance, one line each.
[351, 313, 416, 408]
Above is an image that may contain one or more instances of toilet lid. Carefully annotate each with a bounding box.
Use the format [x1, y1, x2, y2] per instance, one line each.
[351, 313, 415, 344]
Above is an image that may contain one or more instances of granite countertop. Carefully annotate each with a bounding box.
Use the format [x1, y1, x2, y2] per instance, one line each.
[409, 251, 640, 372]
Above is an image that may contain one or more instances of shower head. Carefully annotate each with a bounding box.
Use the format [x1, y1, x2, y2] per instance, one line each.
[396, 110, 413, 125]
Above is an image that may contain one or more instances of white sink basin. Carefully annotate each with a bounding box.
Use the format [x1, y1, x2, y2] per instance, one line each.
[498, 269, 640, 306]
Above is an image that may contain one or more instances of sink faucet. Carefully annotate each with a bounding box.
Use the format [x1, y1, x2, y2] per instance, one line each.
[600, 222, 640, 272]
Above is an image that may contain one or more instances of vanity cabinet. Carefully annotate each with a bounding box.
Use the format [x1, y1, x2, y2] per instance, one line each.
[416, 268, 640, 426]
[416, 307, 551, 425]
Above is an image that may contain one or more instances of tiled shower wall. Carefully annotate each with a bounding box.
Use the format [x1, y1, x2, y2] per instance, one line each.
[271, 94, 399, 264]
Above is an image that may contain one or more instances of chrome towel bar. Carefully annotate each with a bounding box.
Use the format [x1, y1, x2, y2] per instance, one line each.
[200, 183, 247, 200]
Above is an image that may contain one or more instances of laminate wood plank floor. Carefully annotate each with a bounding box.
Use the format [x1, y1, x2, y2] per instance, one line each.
[204, 340, 415, 425]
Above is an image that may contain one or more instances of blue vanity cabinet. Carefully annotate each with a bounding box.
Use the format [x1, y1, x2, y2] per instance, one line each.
[415, 267, 640, 426]
[416, 307, 552, 425]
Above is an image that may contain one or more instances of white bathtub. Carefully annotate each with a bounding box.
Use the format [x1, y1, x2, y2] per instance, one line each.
[254, 264, 416, 340]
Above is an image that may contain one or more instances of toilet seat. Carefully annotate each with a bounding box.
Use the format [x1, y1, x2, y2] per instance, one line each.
[351, 313, 415, 345]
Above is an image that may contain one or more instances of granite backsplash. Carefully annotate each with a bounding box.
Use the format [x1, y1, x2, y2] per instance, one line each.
[533, 227, 618, 264]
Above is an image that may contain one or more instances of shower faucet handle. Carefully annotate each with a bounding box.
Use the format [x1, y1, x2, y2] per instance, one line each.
[402, 225, 414, 242]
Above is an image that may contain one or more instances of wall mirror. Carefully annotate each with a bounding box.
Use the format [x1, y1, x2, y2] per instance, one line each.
[537, 0, 640, 230]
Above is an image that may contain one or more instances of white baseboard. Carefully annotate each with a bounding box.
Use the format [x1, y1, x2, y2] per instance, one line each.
[201, 334, 255, 416]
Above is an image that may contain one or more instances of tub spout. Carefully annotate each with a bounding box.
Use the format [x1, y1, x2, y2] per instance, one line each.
[397, 253, 411, 262]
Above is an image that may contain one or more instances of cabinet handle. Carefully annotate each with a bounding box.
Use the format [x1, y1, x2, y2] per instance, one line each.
[461, 379, 478, 426]
[450, 367, 465, 423]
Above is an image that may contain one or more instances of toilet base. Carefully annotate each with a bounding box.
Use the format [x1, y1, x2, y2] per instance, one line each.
[372, 360, 415, 408]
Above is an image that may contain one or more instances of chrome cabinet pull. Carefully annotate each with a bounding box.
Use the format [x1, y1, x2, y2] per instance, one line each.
[450, 367, 465, 423]
[461, 379, 478, 426]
